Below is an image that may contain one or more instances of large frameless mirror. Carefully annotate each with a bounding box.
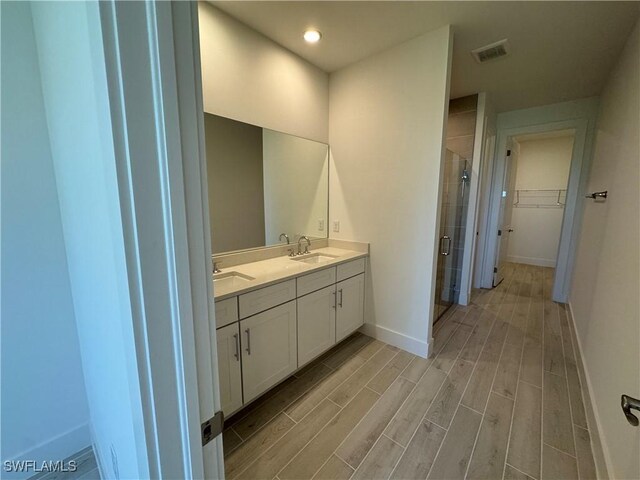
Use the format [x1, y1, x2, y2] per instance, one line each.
[204, 113, 329, 255]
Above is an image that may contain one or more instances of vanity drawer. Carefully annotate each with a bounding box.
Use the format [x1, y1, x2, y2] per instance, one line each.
[239, 279, 296, 319]
[215, 297, 238, 329]
[297, 267, 336, 297]
[337, 258, 365, 282]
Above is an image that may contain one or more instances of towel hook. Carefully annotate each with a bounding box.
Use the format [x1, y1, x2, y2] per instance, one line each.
[585, 190, 608, 200]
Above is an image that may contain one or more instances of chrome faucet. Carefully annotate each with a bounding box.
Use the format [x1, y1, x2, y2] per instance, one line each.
[297, 236, 311, 255]
[279, 233, 290, 244]
[213, 261, 222, 274]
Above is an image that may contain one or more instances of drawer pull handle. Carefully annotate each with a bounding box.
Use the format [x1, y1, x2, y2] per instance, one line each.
[245, 328, 251, 355]
[233, 333, 239, 361]
[338, 289, 343, 308]
[333, 290, 337, 309]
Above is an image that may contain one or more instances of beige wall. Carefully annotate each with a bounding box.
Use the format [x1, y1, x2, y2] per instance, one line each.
[205, 114, 265, 253]
[507, 136, 573, 267]
[198, 2, 329, 143]
[514, 136, 573, 190]
[329, 26, 453, 354]
[570, 20, 639, 479]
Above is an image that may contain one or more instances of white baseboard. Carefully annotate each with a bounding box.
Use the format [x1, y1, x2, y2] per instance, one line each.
[89, 423, 106, 480]
[566, 302, 611, 479]
[506, 255, 556, 267]
[5, 422, 91, 480]
[359, 323, 430, 358]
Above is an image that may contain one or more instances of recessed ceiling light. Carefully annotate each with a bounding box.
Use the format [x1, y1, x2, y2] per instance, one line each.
[303, 30, 322, 43]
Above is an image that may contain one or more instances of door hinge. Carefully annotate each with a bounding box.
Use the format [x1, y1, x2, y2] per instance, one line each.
[201, 410, 224, 446]
[498, 229, 502, 236]
[494, 267, 498, 273]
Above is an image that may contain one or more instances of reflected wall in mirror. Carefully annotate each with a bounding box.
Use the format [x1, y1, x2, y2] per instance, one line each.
[205, 113, 329, 254]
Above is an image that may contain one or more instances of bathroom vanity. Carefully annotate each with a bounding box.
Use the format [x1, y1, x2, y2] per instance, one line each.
[203, 107, 369, 417]
[213, 244, 368, 416]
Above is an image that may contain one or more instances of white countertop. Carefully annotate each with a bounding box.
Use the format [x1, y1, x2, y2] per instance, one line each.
[213, 246, 368, 300]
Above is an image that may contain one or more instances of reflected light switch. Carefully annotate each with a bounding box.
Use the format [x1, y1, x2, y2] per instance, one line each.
[318, 219, 324, 231]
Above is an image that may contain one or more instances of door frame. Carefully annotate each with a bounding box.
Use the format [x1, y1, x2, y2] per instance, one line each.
[492, 146, 516, 287]
[458, 92, 489, 304]
[99, 1, 223, 478]
[480, 117, 590, 301]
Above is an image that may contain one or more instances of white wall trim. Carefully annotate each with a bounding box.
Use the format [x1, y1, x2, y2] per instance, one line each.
[473, 130, 496, 290]
[480, 101, 598, 302]
[505, 255, 556, 268]
[459, 92, 487, 305]
[359, 323, 431, 358]
[566, 302, 612, 479]
[99, 2, 220, 477]
[6, 423, 91, 473]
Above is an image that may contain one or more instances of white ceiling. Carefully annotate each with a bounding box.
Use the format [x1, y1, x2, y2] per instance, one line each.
[210, 1, 640, 113]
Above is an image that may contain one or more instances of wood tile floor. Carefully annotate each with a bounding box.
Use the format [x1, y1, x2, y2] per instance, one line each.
[222, 263, 598, 480]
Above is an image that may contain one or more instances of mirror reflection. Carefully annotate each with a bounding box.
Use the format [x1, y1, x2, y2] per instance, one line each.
[204, 113, 329, 254]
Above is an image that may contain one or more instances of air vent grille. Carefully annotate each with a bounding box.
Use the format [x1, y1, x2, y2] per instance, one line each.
[471, 39, 510, 64]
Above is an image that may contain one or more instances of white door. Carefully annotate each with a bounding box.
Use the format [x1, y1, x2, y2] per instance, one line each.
[240, 301, 297, 402]
[216, 323, 243, 416]
[336, 274, 365, 341]
[493, 148, 517, 286]
[298, 285, 337, 366]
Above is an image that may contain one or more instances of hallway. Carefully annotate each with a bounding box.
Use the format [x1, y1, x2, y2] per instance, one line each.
[221, 262, 597, 479]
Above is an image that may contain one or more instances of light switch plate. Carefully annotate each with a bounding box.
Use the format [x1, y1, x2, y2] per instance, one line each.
[318, 219, 324, 231]
[333, 220, 340, 233]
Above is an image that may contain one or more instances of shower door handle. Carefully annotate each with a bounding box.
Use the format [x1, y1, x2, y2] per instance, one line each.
[441, 236, 451, 256]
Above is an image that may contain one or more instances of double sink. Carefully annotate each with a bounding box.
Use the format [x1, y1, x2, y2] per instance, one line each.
[213, 252, 339, 289]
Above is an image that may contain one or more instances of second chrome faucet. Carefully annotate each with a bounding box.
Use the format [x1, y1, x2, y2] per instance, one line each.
[297, 235, 311, 255]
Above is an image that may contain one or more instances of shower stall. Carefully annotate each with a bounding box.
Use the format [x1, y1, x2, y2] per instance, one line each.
[434, 149, 471, 322]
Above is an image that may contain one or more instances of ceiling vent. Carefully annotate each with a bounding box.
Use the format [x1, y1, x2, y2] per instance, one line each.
[471, 39, 510, 64]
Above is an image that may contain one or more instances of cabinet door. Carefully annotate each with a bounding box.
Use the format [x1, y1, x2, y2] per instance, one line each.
[240, 301, 297, 402]
[336, 273, 365, 341]
[216, 323, 243, 415]
[297, 285, 336, 366]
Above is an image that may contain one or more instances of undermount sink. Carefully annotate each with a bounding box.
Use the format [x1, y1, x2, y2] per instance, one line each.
[213, 271, 254, 289]
[290, 253, 339, 264]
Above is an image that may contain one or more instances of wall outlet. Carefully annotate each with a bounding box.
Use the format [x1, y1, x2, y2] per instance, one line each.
[318, 219, 324, 231]
[332, 220, 340, 233]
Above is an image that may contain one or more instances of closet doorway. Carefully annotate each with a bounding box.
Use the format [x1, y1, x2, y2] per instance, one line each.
[493, 130, 575, 283]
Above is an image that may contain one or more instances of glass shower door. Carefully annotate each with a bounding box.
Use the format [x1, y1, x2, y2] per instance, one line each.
[434, 150, 470, 323]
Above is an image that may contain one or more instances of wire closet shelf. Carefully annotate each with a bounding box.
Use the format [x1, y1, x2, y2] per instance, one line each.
[513, 189, 567, 208]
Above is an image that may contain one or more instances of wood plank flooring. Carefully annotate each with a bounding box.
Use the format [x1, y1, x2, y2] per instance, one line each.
[222, 263, 598, 480]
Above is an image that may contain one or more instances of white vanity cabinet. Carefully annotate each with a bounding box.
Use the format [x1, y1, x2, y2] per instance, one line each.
[297, 284, 337, 366]
[240, 300, 297, 402]
[214, 255, 366, 415]
[216, 322, 243, 415]
[336, 273, 365, 341]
